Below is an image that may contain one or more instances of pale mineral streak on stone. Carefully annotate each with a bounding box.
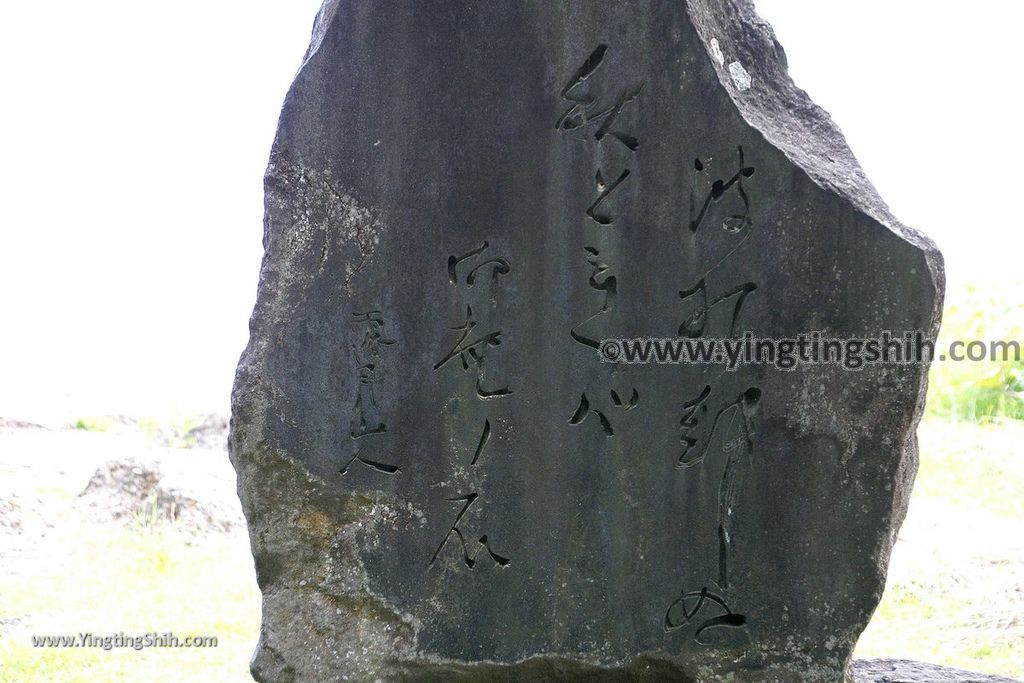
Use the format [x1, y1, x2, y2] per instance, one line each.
[710, 37, 725, 66]
[264, 156, 382, 296]
[728, 60, 752, 90]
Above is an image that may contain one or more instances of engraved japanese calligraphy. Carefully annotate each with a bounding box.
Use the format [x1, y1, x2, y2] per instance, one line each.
[231, 2, 943, 681]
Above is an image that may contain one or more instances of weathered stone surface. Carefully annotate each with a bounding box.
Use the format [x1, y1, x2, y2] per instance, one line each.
[854, 659, 1021, 683]
[229, 1, 944, 681]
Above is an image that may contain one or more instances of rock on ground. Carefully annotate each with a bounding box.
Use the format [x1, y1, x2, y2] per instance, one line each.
[854, 659, 1022, 683]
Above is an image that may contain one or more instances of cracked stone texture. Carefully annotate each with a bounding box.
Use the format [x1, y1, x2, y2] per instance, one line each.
[229, 1, 944, 681]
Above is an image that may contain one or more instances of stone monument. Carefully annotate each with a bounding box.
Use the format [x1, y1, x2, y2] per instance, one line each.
[230, 1, 945, 680]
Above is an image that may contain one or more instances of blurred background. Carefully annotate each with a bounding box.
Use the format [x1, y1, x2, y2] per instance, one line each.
[0, 1, 1020, 680]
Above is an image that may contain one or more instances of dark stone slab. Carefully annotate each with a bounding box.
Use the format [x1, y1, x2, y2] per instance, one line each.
[854, 659, 1021, 683]
[229, 1, 944, 680]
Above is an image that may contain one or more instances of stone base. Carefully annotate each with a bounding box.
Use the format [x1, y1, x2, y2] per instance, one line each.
[854, 659, 1021, 683]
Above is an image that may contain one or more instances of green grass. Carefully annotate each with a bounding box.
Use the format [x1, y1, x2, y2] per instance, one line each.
[855, 420, 1024, 679]
[926, 280, 1024, 422]
[912, 424, 1023, 519]
[71, 417, 114, 433]
[0, 523, 260, 683]
[69, 414, 209, 448]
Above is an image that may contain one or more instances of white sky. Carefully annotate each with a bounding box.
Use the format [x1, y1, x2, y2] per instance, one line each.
[0, 1, 1017, 421]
